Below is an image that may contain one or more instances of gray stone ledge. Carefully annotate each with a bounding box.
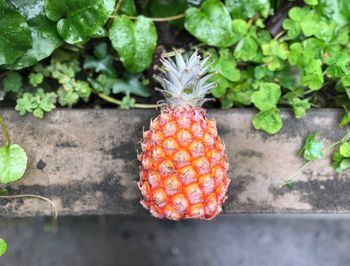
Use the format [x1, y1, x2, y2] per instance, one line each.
[0, 108, 349, 217]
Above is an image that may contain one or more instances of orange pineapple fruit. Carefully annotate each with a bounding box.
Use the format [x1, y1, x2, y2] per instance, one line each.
[138, 51, 230, 220]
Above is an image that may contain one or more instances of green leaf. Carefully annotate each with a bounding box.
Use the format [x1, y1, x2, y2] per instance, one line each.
[300, 133, 324, 161]
[57, 80, 91, 107]
[150, 0, 187, 18]
[28, 73, 44, 87]
[0, 144, 27, 184]
[15, 89, 56, 117]
[83, 42, 117, 77]
[45, 0, 115, 44]
[289, 7, 309, 22]
[2, 72, 22, 93]
[216, 50, 240, 82]
[251, 82, 281, 111]
[305, 0, 318, 5]
[120, 95, 136, 109]
[318, 0, 350, 27]
[301, 13, 321, 37]
[5, 0, 62, 69]
[185, 0, 237, 47]
[261, 40, 289, 60]
[301, 59, 324, 90]
[230, 81, 254, 106]
[234, 36, 258, 61]
[339, 111, 350, 127]
[253, 108, 283, 135]
[225, 0, 270, 19]
[291, 98, 311, 119]
[112, 74, 151, 97]
[211, 75, 229, 98]
[0, 239, 7, 257]
[0, 0, 32, 65]
[89, 74, 116, 95]
[282, 18, 301, 39]
[119, 0, 137, 16]
[339, 158, 350, 172]
[109, 15, 157, 73]
[288, 42, 303, 67]
[339, 142, 350, 157]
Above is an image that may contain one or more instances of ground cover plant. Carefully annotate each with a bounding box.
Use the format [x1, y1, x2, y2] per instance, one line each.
[1, 0, 350, 219]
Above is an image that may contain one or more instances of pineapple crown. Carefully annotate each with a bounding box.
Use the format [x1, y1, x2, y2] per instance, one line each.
[154, 50, 215, 107]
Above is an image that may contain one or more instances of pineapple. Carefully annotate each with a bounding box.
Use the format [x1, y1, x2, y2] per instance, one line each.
[138, 51, 230, 220]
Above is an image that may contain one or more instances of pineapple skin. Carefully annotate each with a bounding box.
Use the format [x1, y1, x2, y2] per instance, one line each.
[138, 106, 230, 220]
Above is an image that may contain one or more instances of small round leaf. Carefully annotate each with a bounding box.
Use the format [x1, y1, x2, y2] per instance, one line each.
[0, 144, 28, 184]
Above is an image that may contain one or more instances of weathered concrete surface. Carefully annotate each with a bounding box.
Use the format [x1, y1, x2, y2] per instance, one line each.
[2, 215, 350, 266]
[0, 108, 349, 217]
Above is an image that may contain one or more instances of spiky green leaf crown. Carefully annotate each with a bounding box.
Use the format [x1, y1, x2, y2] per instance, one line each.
[155, 51, 215, 107]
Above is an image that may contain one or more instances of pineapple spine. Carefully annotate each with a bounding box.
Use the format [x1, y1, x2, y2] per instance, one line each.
[154, 50, 215, 107]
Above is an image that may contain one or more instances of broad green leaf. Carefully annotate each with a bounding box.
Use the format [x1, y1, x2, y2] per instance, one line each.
[0, 0, 32, 65]
[339, 142, 350, 157]
[109, 15, 157, 73]
[5, 0, 62, 69]
[185, 0, 237, 47]
[225, 0, 270, 19]
[253, 108, 283, 135]
[300, 133, 323, 161]
[2, 72, 22, 93]
[301, 13, 321, 37]
[83, 42, 117, 77]
[45, 0, 115, 44]
[0, 239, 7, 257]
[112, 74, 151, 97]
[234, 36, 258, 61]
[0, 144, 27, 184]
[251, 82, 281, 111]
[230, 81, 254, 106]
[301, 59, 324, 90]
[217, 50, 240, 82]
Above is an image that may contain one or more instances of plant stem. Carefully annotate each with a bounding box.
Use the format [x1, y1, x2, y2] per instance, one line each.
[274, 30, 285, 40]
[110, 13, 185, 22]
[106, 0, 124, 30]
[285, 131, 350, 181]
[0, 113, 10, 148]
[97, 92, 158, 109]
[0, 194, 58, 219]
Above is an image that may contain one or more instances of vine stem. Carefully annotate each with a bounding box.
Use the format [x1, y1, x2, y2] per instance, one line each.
[97, 92, 158, 109]
[106, 0, 124, 30]
[286, 131, 350, 181]
[0, 194, 58, 219]
[0, 113, 10, 148]
[110, 13, 185, 22]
